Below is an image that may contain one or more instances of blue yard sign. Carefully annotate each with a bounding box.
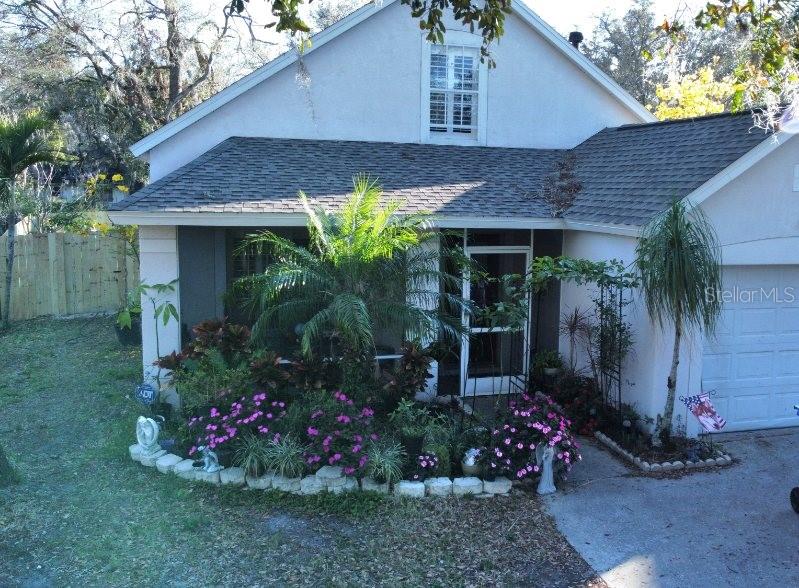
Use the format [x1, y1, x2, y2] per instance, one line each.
[134, 383, 158, 406]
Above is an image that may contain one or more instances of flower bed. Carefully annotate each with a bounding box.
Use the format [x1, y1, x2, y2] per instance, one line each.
[140, 319, 583, 501]
[594, 431, 732, 472]
[128, 445, 515, 498]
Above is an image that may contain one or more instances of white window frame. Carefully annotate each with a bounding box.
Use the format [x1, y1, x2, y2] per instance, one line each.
[420, 31, 488, 146]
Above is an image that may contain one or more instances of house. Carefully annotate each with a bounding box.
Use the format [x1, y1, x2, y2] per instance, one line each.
[108, 0, 799, 436]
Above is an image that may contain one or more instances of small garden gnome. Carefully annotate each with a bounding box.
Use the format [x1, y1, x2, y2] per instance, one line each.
[135, 416, 162, 457]
[535, 444, 556, 495]
[198, 445, 222, 473]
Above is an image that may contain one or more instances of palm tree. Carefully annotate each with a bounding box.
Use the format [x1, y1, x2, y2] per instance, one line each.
[636, 200, 722, 441]
[236, 175, 468, 387]
[0, 111, 64, 326]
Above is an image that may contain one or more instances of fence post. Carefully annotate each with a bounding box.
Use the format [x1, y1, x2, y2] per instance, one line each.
[48, 232, 67, 316]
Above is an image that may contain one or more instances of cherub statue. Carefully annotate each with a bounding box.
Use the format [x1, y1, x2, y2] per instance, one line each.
[198, 445, 223, 473]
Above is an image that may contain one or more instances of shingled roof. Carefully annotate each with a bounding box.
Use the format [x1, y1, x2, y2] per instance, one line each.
[111, 111, 772, 227]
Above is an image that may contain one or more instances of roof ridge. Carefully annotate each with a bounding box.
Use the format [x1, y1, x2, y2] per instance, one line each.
[615, 109, 764, 131]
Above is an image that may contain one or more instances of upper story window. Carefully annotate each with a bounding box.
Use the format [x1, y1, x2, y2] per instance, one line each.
[429, 46, 479, 137]
[422, 34, 487, 145]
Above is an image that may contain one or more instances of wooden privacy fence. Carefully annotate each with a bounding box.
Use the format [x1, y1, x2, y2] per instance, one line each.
[0, 232, 139, 322]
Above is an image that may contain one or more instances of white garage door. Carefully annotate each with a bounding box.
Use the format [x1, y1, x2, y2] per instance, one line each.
[702, 266, 799, 432]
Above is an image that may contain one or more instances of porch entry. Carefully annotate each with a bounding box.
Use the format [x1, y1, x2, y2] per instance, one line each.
[460, 242, 532, 397]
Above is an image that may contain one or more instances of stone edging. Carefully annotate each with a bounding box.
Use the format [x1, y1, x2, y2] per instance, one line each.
[129, 444, 513, 498]
[594, 431, 733, 473]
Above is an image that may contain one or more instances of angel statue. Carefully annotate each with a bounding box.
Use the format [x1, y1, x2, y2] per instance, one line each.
[135, 416, 162, 457]
[535, 443, 556, 495]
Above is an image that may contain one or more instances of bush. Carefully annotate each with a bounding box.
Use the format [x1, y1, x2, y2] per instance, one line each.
[186, 391, 287, 459]
[550, 374, 606, 435]
[486, 393, 581, 481]
[264, 435, 307, 479]
[301, 390, 377, 476]
[364, 438, 406, 484]
[233, 431, 272, 478]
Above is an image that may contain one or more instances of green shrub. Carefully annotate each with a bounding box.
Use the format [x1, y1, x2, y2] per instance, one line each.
[233, 431, 272, 478]
[173, 350, 251, 417]
[264, 435, 307, 479]
[365, 438, 406, 484]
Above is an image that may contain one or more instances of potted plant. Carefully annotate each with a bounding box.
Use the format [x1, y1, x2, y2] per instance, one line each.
[410, 452, 439, 482]
[115, 289, 142, 345]
[535, 350, 563, 377]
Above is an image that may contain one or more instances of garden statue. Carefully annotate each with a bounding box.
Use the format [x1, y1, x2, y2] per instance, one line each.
[135, 416, 162, 457]
[535, 444, 556, 495]
[198, 445, 223, 473]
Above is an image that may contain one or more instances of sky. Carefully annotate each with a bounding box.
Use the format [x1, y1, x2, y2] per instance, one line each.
[525, 0, 705, 37]
[239, 0, 708, 45]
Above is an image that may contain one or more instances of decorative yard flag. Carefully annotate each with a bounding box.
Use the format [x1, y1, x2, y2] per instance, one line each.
[680, 393, 727, 432]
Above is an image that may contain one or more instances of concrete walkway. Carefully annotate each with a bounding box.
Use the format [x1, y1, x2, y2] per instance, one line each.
[545, 429, 799, 587]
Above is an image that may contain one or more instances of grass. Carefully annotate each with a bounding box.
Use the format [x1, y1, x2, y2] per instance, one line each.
[0, 317, 603, 587]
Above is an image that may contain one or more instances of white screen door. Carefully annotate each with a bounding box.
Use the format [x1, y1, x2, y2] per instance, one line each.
[461, 247, 531, 396]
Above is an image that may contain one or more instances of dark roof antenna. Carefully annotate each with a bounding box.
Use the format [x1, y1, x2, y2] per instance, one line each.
[568, 31, 584, 49]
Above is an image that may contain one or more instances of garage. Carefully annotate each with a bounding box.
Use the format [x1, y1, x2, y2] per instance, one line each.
[702, 266, 799, 432]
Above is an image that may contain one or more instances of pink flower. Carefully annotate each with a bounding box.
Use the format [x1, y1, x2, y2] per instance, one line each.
[336, 414, 351, 424]
[307, 426, 319, 437]
[343, 466, 355, 475]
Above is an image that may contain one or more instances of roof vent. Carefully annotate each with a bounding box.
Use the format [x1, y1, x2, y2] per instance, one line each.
[568, 31, 584, 49]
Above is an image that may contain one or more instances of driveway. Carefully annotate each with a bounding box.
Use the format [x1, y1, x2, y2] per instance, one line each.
[545, 429, 799, 587]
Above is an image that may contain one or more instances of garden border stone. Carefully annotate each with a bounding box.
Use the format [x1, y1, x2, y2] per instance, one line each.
[246, 474, 273, 490]
[172, 459, 198, 480]
[129, 421, 561, 500]
[594, 431, 733, 474]
[155, 453, 183, 474]
[220, 467, 246, 486]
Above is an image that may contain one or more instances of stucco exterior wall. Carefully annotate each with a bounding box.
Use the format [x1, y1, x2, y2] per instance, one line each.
[139, 226, 182, 387]
[700, 133, 799, 267]
[148, 3, 642, 180]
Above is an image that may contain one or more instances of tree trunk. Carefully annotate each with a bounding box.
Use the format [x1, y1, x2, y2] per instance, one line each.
[2, 213, 15, 326]
[660, 320, 682, 441]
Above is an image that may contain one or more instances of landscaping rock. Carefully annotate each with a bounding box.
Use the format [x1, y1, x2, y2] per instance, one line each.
[129, 444, 143, 461]
[330, 477, 358, 494]
[640, 462, 651, 472]
[483, 477, 512, 495]
[722, 455, 733, 464]
[424, 477, 453, 497]
[155, 453, 183, 474]
[315, 466, 344, 481]
[361, 477, 389, 494]
[325, 476, 346, 489]
[705, 458, 716, 465]
[173, 459, 198, 480]
[139, 449, 167, 467]
[395, 480, 425, 498]
[195, 469, 221, 485]
[220, 467, 246, 486]
[649, 463, 662, 472]
[300, 475, 325, 495]
[660, 462, 674, 472]
[273, 475, 302, 493]
[246, 474, 274, 490]
[453, 477, 483, 496]
[672, 461, 685, 470]
[715, 457, 727, 466]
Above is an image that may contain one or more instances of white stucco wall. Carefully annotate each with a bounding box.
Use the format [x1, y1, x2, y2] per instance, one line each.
[700, 134, 799, 266]
[148, 3, 642, 180]
[139, 226, 182, 390]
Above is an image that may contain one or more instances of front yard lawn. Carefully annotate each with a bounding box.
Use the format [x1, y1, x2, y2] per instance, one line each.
[0, 318, 603, 587]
